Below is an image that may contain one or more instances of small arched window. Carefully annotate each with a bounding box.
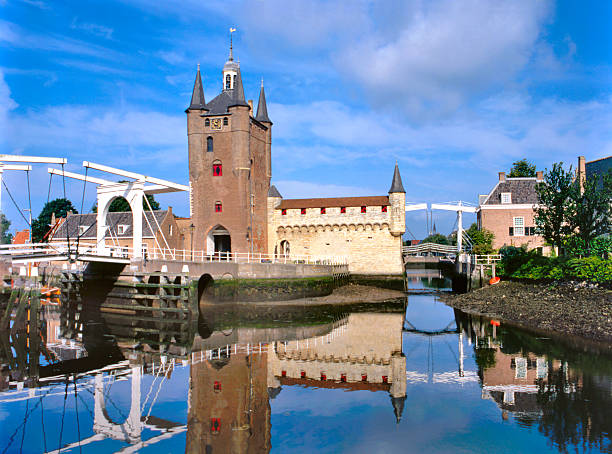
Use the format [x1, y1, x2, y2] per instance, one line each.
[225, 74, 231, 90]
[215, 201, 222, 213]
[223, 117, 228, 126]
[233, 75, 236, 87]
[207, 136, 213, 152]
[213, 160, 222, 176]
[205, 118, 210, 127]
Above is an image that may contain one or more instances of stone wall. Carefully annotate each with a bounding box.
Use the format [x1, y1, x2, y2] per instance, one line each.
[267, 202, 404, 275]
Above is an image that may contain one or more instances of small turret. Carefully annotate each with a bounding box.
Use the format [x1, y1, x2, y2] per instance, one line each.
[229, 68, 249, 108]
[388, 164, 406, 237]
[255, 80, 272, 124]
[390, 395, 406, 424]
[187, 64, 207, 111]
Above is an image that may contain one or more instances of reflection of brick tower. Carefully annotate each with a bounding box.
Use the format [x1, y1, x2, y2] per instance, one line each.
[186, 352, 271, 453]
[186, 39, 272, 256]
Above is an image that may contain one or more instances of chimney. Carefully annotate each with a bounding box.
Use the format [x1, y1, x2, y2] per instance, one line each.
[536, 171, 543, 181]
[498, 172, 506, 182]
[248, 99, 253, 111]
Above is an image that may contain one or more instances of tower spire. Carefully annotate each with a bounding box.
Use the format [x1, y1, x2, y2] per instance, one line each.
[229, 67, 249, 108]
[255, 79, 271, 123]
[389, 162, 405, 193]
[188, 63, 206, 110]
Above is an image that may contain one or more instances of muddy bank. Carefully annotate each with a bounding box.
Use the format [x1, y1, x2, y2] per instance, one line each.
[234, 284, 407, 307]
[441, 280, 612, 343]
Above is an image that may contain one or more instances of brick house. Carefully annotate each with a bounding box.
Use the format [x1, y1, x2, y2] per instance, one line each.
[51, 208, 183, 257]
[477, 171, 549, 252]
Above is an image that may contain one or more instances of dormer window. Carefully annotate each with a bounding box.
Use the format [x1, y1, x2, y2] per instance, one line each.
[225, 74, 231, 90]
[117, 225, 128, 235]
[501, 193, 512, 204]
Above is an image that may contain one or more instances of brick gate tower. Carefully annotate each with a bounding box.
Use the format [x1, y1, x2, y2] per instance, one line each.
[186, 43, 272, 256]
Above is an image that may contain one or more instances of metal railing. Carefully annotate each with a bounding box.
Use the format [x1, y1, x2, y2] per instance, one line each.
[473, 254, 501, 265]
[0, 241, 348, 266]
[403, 242, 459, 256]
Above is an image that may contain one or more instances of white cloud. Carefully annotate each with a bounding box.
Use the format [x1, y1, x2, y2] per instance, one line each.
[70, 18, 114, 40]
[0, 71, 18, 139]
[338, 0, 552, 116]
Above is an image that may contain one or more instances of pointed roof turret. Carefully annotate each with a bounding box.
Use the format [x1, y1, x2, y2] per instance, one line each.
[268, 185, 282, 198]
[188, 63, 207, 111]
[229, 67, 249, 108]
[255, 79, 272, 123]
[391, 396, 406, 424]
[388, 163, 405, 193]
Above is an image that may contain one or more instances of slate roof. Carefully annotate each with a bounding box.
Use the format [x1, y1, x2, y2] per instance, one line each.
[389, 163, 405, 193]
[188, 66, 207, 111]
[482, 178, 539, 205]
[53, 211, 169, 240]
[277, 196, 389, 210]
[203, 91, 236, 115]
[255, 83, 271, 123]
[268, 185, 282, 198]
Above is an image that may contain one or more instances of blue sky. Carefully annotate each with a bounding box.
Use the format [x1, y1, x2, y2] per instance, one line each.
[1, 0, 611, 238]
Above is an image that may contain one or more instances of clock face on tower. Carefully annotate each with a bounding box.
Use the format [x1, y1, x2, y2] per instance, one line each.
[210, 118, 222, 130]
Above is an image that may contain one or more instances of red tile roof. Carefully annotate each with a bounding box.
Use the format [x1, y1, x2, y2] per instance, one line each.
[277, 196, 389, 210]
[12, 229, 29, 244]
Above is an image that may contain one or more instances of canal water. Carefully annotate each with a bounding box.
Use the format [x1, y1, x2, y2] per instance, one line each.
[1, 273, 611, 453]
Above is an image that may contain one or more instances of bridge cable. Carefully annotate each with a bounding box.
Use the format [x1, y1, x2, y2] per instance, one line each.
[18, 396, 29, 454]
[46, 172, 53, 205]
[40, 396, 48, 453]
[1, 389, 51, 454]
[1, 179, 31, 226]
[57, 379, 69, 453]
[60, 163, 72, 260]
[75, 166, 89, 260]
[26, 170, 32, 236]
[73, 374, 82, 454]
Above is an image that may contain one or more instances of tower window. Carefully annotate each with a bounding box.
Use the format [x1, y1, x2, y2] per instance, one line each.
[205, 118, 210, 127]
[213, 161, 222, 176]
[225, 74, 231, 90]
[215, 202, 222, 213]
[207, 136, 213, 153]
[223, 117, 228, 126]
[300, 208, 306, 215]
[340, 207, 346, 214]
[281, 209, 287, 215]
[233, 74, 236, 87]
[211, 418, 221, 434]
[361, 206, 367, 213]
[381, 205, 387, 213]
[320, 207, 326, 214]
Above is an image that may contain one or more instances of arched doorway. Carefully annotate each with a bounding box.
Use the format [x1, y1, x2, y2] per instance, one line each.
[207, 225, 231, 258]
[279, 240, 290, 256]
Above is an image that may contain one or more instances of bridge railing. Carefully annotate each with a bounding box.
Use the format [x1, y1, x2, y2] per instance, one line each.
[402, 242, 459, 256]
[473, 254, 501, 265]
[0, 241, 348, 267]
[146, 247, 348, 266]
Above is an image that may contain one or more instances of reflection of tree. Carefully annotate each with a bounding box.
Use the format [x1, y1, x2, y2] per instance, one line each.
[516, 368, 612, 453]
[474, 348, 496, 370]
[457, 310, 612, 453]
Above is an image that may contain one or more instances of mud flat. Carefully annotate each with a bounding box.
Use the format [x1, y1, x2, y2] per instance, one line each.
[441, 280, 612, 344]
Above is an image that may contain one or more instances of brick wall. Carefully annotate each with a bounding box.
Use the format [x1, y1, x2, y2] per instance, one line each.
[479, 207, 547, 250]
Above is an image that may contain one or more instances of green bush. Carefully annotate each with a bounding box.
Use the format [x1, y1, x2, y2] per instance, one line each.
[498, 247, 612, 283]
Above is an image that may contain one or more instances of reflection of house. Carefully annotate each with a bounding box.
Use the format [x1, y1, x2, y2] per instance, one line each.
[51, 208, 183, 255]
[481, 347, 574, 416]
[267, 313, 407, 422]
[477, 171, 548, 252]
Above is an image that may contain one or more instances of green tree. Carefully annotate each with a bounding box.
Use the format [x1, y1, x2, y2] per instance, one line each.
[0, 214, 12, 244]
[421, 233, 449, 245]
[567, 169, 612, 246]
[32, 198, 78, 243]
[91, 184, 161, 213]
[465, 222, 495, 255]
[535, 163, 574, 252]
[508, 159, 537, 177]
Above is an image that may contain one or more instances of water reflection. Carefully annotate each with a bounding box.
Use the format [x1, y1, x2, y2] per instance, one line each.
[0, 276, 611, 453]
